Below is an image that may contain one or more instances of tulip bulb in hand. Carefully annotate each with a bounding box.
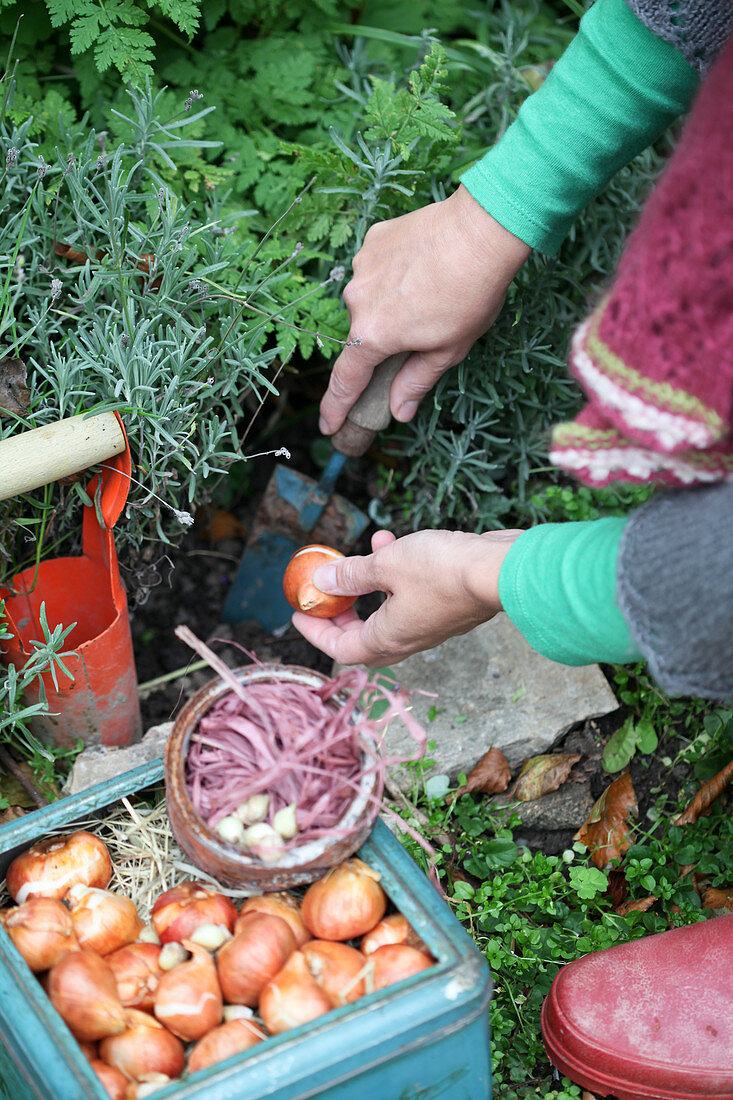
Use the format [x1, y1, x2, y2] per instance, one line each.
[282, 545, 355, 618]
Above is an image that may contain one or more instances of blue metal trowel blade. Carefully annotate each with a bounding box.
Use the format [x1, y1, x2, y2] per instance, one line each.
[223, 453, 369, 631]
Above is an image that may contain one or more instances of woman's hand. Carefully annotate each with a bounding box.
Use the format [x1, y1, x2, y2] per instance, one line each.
[291, 527, 524, 667]
[318, 185, 531, 435]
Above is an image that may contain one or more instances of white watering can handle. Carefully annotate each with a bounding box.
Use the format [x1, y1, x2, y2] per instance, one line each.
[0, 412, 126, 502]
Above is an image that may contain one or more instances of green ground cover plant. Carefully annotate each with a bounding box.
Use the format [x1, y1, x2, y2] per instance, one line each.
[391, 704, 732, 1098]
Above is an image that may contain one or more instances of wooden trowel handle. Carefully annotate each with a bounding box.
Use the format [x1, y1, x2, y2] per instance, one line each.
[0, 412, 126, 502]
[330, 352, 410, 458]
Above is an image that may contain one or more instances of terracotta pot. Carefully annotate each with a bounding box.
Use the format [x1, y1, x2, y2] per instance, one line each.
[164, 664, 381, 890]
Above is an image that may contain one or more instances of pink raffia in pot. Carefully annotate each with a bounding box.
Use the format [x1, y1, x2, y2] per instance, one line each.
[166, 627, 434, 892]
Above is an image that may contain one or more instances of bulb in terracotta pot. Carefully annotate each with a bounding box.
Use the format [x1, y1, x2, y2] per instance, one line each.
[66, 885, 143, 956]
[99, 1009, 185, 1083]
[188, 1017, 266, 1075]
[107, 942, 163, 1013]
[151, 881, 237, 944]
[282, 545, 356, 617]
[237, 893, 310, 948]
[47, 950, 127, 1042]
[216, 912, 295, 1006]
[301, 859, 387, 940]
[153, 940, 222, 1042]
[2, 897, 79, 971]
[6, 832, 112, 903]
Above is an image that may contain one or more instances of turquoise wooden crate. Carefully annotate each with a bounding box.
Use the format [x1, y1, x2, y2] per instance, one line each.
[0, 759, 492, 1100]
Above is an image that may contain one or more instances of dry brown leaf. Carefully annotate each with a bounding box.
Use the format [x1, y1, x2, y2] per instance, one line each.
[451, 747, 511, 800]
[615, 895, 656, 917]
[582, 1092, 599, 1100]
[702, 887, 733, 911]
[673, 759, 733, 826]
[574, 773, 638, 869]
[605, 868, 628, 909]
[512, 753, 581, 802]
[0, 356, 29, 416]
[195, 507, 247, 542]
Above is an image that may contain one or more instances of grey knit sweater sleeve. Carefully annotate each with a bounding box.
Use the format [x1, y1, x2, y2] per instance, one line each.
[617, 482, 733, 699]
[626, 0, 733, 73]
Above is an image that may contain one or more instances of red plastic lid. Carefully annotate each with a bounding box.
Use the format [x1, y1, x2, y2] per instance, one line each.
[541, 913, 733, 1099]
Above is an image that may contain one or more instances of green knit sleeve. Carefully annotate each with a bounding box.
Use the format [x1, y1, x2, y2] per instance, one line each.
[460, 0, 699, 254]
[497, 518, 641, 666]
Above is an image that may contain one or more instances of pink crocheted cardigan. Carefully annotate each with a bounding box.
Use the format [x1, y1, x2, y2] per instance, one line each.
[550, 33, 733, 487]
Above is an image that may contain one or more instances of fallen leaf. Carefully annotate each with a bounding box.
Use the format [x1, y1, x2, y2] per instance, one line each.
[451, 747, 511, 799]
[582, 1092, 599, 1100]
[196, 507, 247, 542]
[574, 773, 638, 869]
[605, 868, 628, 909]
[615, 895, 656, 917]
[702, 887, 733, 911]
[512, 753, 581, 802]
[673, 759, 733, 825]
[55, 241, 96, 265]
[0, 356, 29, 416]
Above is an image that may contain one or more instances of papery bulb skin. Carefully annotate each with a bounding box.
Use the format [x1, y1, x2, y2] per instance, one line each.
[6, 832, 112, 903]
[302, 940, 368, 1005]
[361, 913, 424, 955]
[216, 913, 296, 1006]
[259, 950, 335, 1035]
[236, 893, 310, 948]
[153, 941, 222, 1042]
[2, 897, 80, 971]
[107, 942, 163, 1012]
[47, 950, 127, 1042]
[371, 944, 434, 990]
[188, 1018, 266, 1075]
[90, 1059, 128, 1100]
[151, 882, 237, 945]
[66, 886, 144, 956]
[282, 545, 356, 618]
[99, 1009, 185, 1083]
[301, 859, 387, 940]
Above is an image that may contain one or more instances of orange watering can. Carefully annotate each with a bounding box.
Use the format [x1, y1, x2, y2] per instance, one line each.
[0, 411, 142, 749]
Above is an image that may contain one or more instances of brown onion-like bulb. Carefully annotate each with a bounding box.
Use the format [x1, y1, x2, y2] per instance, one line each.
[2, 897, 79, 971]
[107, 942, 163, 1012]
[151, 881, 237, 945]
[99, 1009, 185, 1082]
[282, 545, 356, 618]
[6, 832, 112, 903]
[302, 940, 368, 1005]
[90, 1059, 129, 1100]
[371, 944, 434, 990]
[301, 859, 387, 941]
[360, 913, 424, 955]
[236, 893, 310, 948]
[47, 950, 127, 1042]
[66, 886, 143, 956]
[259, 950, 335, 1035]
[153, 941, 222, 1042]
[216, 912, 296, 1006]
[188, 1018, 266, 1075]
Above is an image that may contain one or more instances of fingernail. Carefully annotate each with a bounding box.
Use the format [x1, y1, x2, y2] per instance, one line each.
[319, 416, 331, 435]
[395, 400, 418, 422]
[313, 564, 338, 592]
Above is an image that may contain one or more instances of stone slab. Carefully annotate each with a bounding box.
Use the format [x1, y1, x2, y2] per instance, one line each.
[358, 613, 618, 790]
[62, 722, 173, 797]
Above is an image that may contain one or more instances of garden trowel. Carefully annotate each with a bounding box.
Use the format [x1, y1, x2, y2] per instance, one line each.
[223, 352, 408, 631]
